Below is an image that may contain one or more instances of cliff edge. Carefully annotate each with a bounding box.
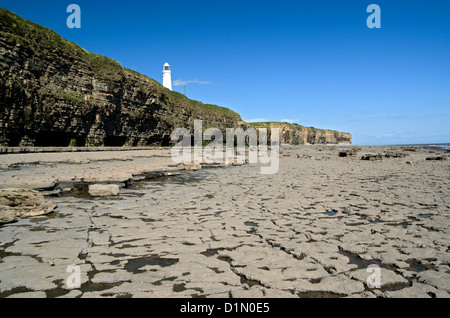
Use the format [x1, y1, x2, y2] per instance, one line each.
[0, 8, 351, 147]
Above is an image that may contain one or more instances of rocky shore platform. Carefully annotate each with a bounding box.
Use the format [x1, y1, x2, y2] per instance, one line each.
[0, 145, 449, 298]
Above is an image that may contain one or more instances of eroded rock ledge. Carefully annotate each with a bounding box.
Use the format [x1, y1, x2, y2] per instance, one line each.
[250, 122, 352, 145]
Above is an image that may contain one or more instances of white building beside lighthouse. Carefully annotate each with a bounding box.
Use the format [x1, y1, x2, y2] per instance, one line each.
[162, 63, 172, 91]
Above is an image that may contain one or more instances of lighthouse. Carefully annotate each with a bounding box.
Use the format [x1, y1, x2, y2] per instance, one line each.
[162, 63, 172, 91]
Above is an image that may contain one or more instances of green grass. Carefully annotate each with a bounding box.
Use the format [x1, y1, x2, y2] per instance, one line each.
[169, 90, 241, 121]
[59, 90, 84, 102]
[1, 8, 123, 76]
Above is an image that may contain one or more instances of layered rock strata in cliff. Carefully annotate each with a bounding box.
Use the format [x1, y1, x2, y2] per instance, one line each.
[0, 8, 351, 147]
[0, 9, 243, 147]
[249, 122, 352, 145]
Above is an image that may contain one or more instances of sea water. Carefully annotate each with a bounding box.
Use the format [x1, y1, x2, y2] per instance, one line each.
[427, 143, 450, 151]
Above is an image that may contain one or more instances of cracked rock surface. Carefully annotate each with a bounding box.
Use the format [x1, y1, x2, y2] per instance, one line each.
[0, 145, 449, 298]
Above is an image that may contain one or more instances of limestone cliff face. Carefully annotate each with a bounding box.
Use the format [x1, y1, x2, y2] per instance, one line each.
[0, 9, 243, 147]
[250, 122, 352, 145]
[0, 9, 351, 148]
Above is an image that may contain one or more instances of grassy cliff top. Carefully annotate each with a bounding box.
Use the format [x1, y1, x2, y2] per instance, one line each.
[0, 7, 241, 121]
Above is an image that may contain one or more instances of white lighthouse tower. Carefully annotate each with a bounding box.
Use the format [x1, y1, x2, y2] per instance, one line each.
[162, 63, 172, 91]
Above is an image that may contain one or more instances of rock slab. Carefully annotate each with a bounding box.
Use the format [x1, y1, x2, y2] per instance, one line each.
[88, 184, 120, 197]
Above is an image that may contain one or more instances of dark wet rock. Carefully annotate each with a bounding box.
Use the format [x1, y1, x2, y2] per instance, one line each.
[384, 152, 408, 159]
[361, 154, 383, 161]
[296, 154, 313, 159]
[426, 156, 447, 161]
[179, 163, 202, 171]
[339, 151, 357, 158]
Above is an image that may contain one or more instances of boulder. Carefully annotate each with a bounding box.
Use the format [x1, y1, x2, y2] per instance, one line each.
[0, 188, 57, 224]
[88, 184, 120, 197]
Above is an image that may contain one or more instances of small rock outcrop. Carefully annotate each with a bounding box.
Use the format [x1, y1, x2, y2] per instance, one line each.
[339, 150, 358, 158]
[384, 152, 408, 159]
[361, 154, 383, 161]
[426, 156, 447, 161]
[0, 188, 56, 224]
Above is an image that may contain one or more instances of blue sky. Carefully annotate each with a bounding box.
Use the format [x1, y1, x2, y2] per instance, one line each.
[1, 0, 449, 145]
